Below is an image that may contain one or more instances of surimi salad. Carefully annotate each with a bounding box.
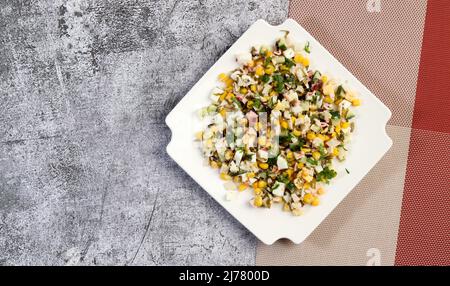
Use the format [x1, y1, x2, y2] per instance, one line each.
[196, 32, 360, 216]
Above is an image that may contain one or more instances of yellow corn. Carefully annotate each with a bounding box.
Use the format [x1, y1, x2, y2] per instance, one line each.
[218, 73, 228, 82]
[311, 197, 320, 206]
[321, 75, 328, 84]
[258, 162, 269, 170]
[332, 147, 339, 156]
[240, 87, 248, 95]
[270, 90, 278, 97]
[247, 60, 255, 67]
[324, 96, 334, 104]
[341, 121, 350, 129]
[303, 182, 311, 190]
[294, 53, 304, 64]
[303, 193, 314, 204]
[255, 66, 265, 76]
[301, 57, 310, 67]
[281, 120, 289, 129]
[286, 169, 293, 178]
[297, 162, 304, 168]
[254, 188, 262, 195]
[301, 147, 311, 153]
[293, 129, 301, 137]
[317, 187, 325, 195]
[258, 136, 266, 146]
[307, 132, 316, 140]
[335, 125, 341, 133]
[286, 152, 294, 160]
[266, 51, 273, 57]
[219, 109, 226, 118]
[247, 172, 255, 178]
[265, 65, 275, 75]
[312, 151, 321, 160]
[220, 173, 231, 181]
[254, 196, 263, 207]
[250, 84, 257, 92]
[257, 181, 267, 188]
[352, 98, 361, 106]
[238, 183, 247, 192]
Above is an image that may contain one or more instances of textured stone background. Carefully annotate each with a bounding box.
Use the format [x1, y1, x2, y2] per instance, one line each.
[0, 0, 288, 265]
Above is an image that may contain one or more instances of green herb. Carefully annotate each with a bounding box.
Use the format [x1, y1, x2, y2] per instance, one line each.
[275, 82, 284, 93]
[272, 74, 284, 83]
[267, 156, 278, 166]
[312, 71, 321, 82]
[231, 97, 242, 109]
[336, 85, 346, 96]
[289, 138, 305, 151]
[304, 41, 311, 53]
[253, 98, 262, 109]
[277, 174, 290, 185]
[279, 133, 293, 144]
[264, 57, 272, 67]
[345, 168, 350, 174]
[261, 74, 270, 83]
[316, 167, 337, 183]
[306, 157, 318, 166]
[286, 182, 295, 191]
[330, 110, 340, 119]
[285, 58, 295, 68]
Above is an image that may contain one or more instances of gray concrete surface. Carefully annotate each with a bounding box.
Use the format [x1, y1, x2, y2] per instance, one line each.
[0, 0, 288, 265]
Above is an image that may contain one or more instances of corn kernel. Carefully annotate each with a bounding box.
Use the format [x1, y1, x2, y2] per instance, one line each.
[303, 182, 311, 190]
[238, 183, 247, 192]
[220, 173, 231, 181]
[254, 196, 263, 207]
[225, 78, 234, 87]
[240, 87, 248, 95]
[294, 53, 304, 64]
[301, 148, 311, 153]
[321, 75, 328, 84]
[246, 100, 254, 109]
[311, 197, 320, 206]
[257, 181, 267, 188]
[286, 169, 293, 178]
[254, 188, 262, 195]
[281, 120, 289, 129]
[265, 65, 275, 75]
[297, 162, 304, 168]
[252, 182, 258, 189]
[233, 176, 240, 183]
[317, 187, 325, 195]
[335, 125, 341, 133]
[250, 84, 257, 92]
[219, 92, 226, 101]
[303, 193, 314, 204]
[312, 151, 321, 160]
[334, 98, 343, 105]
[352, 98, 361, 106]
[286, 152, 294, 160]
[324, 96, 334, 104]
[306, 132, 316, 140]
[258, 162, 269, 170]
[247, 172, 255, 178]
[341, 121, 350, 129]
[247, 60, 255, 67]
[332, 147, 339, 156]
[219, 109, 226, 118]
[218, 73, 228, 82]
[255, 66, 265, 76]
[270, 90, 278, 97]
[210, 160, 219, 169]
[301, 57, 310, 67]
[266, 51, 273, 57]
[293, 129, 301, 137]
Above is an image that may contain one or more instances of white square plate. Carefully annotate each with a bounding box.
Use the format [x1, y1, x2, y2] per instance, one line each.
[165, 19, 392, 244]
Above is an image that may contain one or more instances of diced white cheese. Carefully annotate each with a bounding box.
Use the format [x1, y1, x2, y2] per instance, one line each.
[236, 52, 252, 65]
[284, 89, 298, 102]
[258, 149, 269, 161]
[277, 156, 288, 170]
[229, 161, 239, 173]
[272, 182, 286, 197]
[283, 48, 295, 59]
[234, 150, 244, 165]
